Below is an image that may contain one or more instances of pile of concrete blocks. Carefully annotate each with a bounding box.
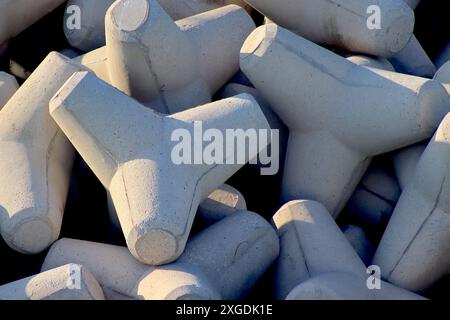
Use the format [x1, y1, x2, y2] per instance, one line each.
[0, 0, 449, 300]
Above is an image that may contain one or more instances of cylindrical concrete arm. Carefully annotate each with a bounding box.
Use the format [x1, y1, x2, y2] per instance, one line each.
[0, 264, 104, 300]
[179, 211, 279, 300]
[243, 0, 414, 57]
[0, 52, 85, 255]
[374, 113, 450, 291]
[177, 5, 255, 95]
[272, 200, 366, 299]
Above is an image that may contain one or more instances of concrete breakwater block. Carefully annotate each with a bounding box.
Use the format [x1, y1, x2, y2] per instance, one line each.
[0, 264, 104, 300]
[374, 113, 450, 292]
[73, 1, 255, 114]
[0, 52, 85, 254]
[42, 211, 279, 300]
[242, 0, 414, 57]
[240, 24, 449, 218]
[49, 70, 271, 265]
[63, 0, 249, 52]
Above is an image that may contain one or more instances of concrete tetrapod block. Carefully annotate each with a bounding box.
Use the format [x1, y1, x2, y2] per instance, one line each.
[105, 1, 255, 114]
[42, 211, 279, 300]
[49, 71, 271, 265]
[286, 272, 426, 300]
[0, 0, 67, 46]
[0, 71, 19, 109]
[242, 0, 414, 58]
[272, 200, 366, 300]
[391, 142, 426, 190]
[0, 264, 105, 300]
[240, 24, 450, 218]
[107, 183, 246, 229]
[373, 113, 450, 291]
[0, 52, 85, 254]
[341, 224, 374, 266]
[63, 0, 249, 52]
[389, 35, 437, 78]
[345, 165, 401, 227]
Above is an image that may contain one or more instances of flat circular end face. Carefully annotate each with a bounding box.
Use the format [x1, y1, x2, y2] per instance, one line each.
[133, 229, 178, 265]
[110, 0, 150, 32]
[240, 26, 268, 59]
[12, 219, 54, 254]
[384, 16, 414, 55]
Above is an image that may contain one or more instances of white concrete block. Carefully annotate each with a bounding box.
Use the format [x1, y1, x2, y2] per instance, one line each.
[0, 52, 85, 254]
[0, 0, 66, 46]
[107, 183, 246, 229]
[49, 70, 271, 265]
[272, 200, 366, 299]
[240, 24, 449, 217]
[0, 264, 104, 300]
[63, 0, 249, 52]
[243, 0, 414, 57]
[42, 211, 279, 300]
[391, 142, 427, 190]
[374, 113, 450, 291]
[0, 71, 19, 109]
[286, 272, 426, 300]
[105, 0, 255, 113]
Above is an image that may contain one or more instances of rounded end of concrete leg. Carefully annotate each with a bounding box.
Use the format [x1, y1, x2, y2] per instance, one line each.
[383, 8, 415, 56]
[417, 79, 450, 133]
[109, 0, 150, 32]
[240, 24, 278, 70]
[128, 227, 179, 265]
[9, 218, 55, 254]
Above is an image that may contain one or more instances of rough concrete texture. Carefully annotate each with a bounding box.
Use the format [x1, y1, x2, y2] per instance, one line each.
[105, 1, 255, 114]
[286, 272, 426, 300]
[341, 224, 374, 265]
[272, 200, 366, 300]
[0, 0, 66, 46]
[107, 183, 246, 229]
[196, 184, 247, 224]
[0, 264, 104, 300]
[391, 142, 427, 190]
[240, 24, 449, 218]
[63, 0, 249, 52]
[345, 165, 401, 227]
[49, 70, 271, 265]
[374, 113, 450, 291]
[243, 0, 414, 57]
[42, 211, 279, 300]
[0, 71, 19, 109]
[0, 52, 85, 254]
[390, 35, 437, 78]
